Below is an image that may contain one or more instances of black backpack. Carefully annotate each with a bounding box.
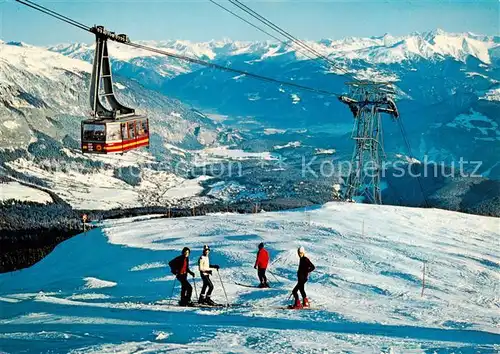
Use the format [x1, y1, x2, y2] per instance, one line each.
[168, 258, 177, 275]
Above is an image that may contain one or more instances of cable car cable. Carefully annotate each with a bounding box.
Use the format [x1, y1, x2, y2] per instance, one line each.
[207, 0, 320, 62]
[124, 41, 340, 96]
[225, 0, 354, 79]
[396, 118, 430, 208]
[14, 0, 341, 97]
[224, 0, 406, 97]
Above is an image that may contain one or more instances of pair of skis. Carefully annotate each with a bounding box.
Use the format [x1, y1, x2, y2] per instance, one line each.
[193, 301, 237, 308]
[234, 282, 271, 289]
[161, 300, 316, 310]
[233, 282, 315, 310]
[182, 302, 314, 310]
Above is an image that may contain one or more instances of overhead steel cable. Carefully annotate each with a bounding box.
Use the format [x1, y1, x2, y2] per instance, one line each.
[225, 0, 355, 78]
[207, 0, 320, 62]
[223, 0, 408, 98]
[14, 0, 91, 32]
[14, 0, 341, 97]
[125, 41, 340, 96]
[396, 118, 430, 208]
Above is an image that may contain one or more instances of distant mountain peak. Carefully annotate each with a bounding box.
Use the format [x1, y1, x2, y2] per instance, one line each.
[6, 41, 30, 47]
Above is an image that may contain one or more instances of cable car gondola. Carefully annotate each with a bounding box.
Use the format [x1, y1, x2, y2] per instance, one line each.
[81, 26, 149, 154]
[81, 116, 149, 153]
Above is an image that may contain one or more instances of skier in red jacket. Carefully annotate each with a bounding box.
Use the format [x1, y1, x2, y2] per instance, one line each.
[168, 247, 195, 307]
[254, 242, 270, 288]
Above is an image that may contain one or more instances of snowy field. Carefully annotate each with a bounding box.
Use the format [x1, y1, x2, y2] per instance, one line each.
[4, 156, 211, 209]
[193, 146, 279, 166]
[0, 182, 53, 204]
[0, 203, 498, 353]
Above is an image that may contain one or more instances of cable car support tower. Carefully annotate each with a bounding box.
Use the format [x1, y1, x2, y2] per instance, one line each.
[89, 26, 134, 119]
[339, 82, 399, 204]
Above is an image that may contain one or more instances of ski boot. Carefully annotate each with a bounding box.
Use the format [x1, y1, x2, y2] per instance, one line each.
[198, 295, 206, 305]
[302, 297, 310, 308]
[288, 299, 303, 309]
[205, 296, 217, 306]
[179, 298, 195, 307]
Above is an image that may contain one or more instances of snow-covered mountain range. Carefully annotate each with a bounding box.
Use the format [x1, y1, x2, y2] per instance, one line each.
[50, 29, 500, 69]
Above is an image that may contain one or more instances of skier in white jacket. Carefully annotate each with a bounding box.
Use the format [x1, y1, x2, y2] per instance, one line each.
[198, 245, 220, 305]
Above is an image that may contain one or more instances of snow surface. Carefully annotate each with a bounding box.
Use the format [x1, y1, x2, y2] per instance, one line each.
[0, 182, 53, 204]
[481, 87, 500, 102]
[161, 176, 211, 199]
[2, 120, 20, 130]
[273, 141, 301, 150]
[193, 146, 279, 166]
[67, 293, 112, 301]
[130, 262, 167, 272]
[314, 148, 336, 155]
[83, 277, 117, 290]
[263, 128, 286, 135]
[0, 42, 90, 81]
[0, 203, 498, 352]
[446, 110, 499, 136]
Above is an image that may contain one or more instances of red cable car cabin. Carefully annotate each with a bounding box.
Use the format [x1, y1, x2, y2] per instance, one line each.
[82, 26, 150, 154]
[81, 116, 149, 154]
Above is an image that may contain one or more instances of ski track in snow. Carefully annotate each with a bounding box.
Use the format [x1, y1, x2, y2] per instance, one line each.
[0, 203, 498, 353]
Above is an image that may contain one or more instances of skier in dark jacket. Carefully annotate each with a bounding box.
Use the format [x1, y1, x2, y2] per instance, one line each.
[254, 242, 270, 288]
[289, 246, 315, 309]
[168, 247, 195, 306]
[198, 244, 220, 305]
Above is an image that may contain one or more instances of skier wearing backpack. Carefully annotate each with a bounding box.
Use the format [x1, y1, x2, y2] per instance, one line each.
[289, 246, 315, 309]
[254, 242, 270, 288]
[198, 245, 220, 306]
[168, 247, 195, 306]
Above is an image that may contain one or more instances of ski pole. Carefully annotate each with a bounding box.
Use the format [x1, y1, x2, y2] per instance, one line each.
[267, 270, 281, 285]
[217, 269, 229, 307]
[270, 253, 284, 267]
[192, 274, 198, 299]
[170, 277, 177, 305]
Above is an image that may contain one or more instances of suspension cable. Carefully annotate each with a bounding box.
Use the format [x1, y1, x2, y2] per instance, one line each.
[14, 0, 340, 97]
[125, 41, 339, 96]
[397, 118, 430, 207]
[207, 0, 320, 63]
[225, 0, 355, 79]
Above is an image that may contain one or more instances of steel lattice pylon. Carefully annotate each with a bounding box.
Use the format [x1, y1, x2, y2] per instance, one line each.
[339, 82, 399, 204]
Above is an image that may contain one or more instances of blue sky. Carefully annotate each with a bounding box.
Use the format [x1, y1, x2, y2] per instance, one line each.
[1, 0, 498, 45]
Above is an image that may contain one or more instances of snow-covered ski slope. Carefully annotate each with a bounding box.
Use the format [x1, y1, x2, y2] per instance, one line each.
[0, 203, 498, 353]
